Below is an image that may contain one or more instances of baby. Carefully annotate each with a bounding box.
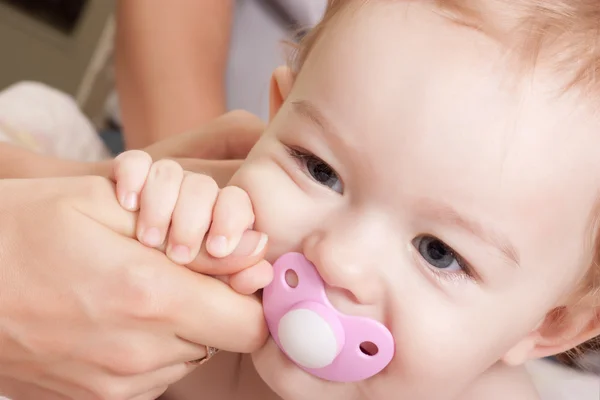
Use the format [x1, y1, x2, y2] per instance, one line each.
[113, 0, 600, 399]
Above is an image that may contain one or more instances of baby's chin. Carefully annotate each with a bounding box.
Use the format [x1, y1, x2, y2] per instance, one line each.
[251, 337, 357, 400]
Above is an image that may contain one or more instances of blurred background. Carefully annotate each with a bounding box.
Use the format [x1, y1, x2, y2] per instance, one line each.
[0, 0, 326, 153]
[0, 0, 115, 131]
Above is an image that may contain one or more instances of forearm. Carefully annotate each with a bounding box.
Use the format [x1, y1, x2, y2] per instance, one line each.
[115, 0, 233, 149]
[0, 143, 109, 179]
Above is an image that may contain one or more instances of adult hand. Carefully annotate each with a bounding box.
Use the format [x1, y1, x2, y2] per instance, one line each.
[142, 110, 265, 186]
[94, 110, 265, 187]
[0, 175, 268, 400]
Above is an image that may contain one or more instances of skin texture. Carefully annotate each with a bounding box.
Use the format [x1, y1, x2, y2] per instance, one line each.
[165, 2, 600, 399]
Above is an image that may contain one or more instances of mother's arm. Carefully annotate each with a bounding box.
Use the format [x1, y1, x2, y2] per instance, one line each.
[0, 110, 264, 183]
[116, 0, 233, 149]
[0, 143, 107, 178]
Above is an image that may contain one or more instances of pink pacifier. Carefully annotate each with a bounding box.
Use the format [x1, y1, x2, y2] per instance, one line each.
[262, 252, 395, 382]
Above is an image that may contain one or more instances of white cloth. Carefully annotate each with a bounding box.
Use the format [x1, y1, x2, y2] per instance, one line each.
[0, 81, 109, 161]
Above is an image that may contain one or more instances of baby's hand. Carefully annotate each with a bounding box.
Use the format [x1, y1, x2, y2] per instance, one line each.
[111, 150, 269, 293]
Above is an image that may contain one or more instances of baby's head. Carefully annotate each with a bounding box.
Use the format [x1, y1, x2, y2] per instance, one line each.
[229, 0, 600, 398]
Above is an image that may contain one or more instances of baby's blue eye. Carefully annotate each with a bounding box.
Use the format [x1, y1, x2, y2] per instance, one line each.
[306, 157, 342, 193]
[286, 147, 344, 194]
[414, 235, 462, 271]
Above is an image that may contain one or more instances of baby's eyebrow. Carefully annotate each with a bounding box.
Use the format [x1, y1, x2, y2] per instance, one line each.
[416, 198, 520, 266]
[291, 99, 328, 131]
[291, 99, 350, 150]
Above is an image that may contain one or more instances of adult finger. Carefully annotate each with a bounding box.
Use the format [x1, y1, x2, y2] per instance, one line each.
[124, 364, 193, 399]
[68, 330, 210, 374]
[212, 110, 265, 159]
[228, 259, 274, 295]
[186, 230, 268, 275]
[130, 386, 169, 400]
[164, 268, 268, 352]
[145, 110, 265, 161]
[172, 158, 242, 188]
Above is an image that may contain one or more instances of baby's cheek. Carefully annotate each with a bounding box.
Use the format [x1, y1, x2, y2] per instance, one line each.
[229, 163, 308, 261]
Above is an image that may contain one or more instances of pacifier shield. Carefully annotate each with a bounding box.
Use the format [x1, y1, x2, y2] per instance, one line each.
[262, 252, 395, 382]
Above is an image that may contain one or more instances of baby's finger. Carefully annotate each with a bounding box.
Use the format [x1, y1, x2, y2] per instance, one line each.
[166, 173, 219, 265]
[138, 159, 184, 248]
[112, 150, 152, 211]
[228, 259, 274, 295]
[205, 186, 255, 258]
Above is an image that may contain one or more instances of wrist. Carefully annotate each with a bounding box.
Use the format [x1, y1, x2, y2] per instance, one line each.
[0, 143, 113, 179]
[34, 159, 112, 179]
[86, 160, 113, 178]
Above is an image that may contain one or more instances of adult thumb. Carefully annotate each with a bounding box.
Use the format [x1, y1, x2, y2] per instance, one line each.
[186, 230, 269, 275]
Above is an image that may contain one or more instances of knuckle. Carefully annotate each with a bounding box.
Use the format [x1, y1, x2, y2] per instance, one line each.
[216, 187, 254, 226]
[241, 326, 269, 353]
[226, 109, 256, 121]
[218, 186, 252, 211]
[74, 175, 114, 201]
[149, 159, 183, 181]
[90, 381, 129, 400]
[115, 150, 152, 165]
[223, 109, 265, 131]
[183, 173, 219, 197]
[90, 339, 155, 376]
[111, 342, 156, 375]
[116, 266, 162, 320]
[151, 386, 170, 399]
[221, 185, 250, 200]
[170, 220, 204, 244]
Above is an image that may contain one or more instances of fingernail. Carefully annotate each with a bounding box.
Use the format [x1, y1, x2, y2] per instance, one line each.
[251, 233, 268, 257]
[122, 192, 138, 211]
[168, 245, 191, 264]
[233, 232, 268, 257]
[141, 227, 162, 247]
[207, 235, 229, 257]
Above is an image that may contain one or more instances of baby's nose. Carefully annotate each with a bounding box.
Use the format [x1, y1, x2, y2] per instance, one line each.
[303, 228, 385, 307]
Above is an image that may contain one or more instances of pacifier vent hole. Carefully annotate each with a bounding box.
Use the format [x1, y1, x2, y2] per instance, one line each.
[360, 341, 379, 356]
[285, 269, 299, 288]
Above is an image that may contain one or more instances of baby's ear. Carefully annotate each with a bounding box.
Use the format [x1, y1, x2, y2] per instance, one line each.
[269, 66, 294, 121]
[502, 306, 600, 366]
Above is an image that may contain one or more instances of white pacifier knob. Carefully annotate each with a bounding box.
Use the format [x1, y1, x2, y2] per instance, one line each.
[277, 301, 345, 369]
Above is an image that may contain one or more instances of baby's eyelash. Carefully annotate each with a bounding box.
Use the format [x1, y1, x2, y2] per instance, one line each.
[285, 146, 315, 162]
[285, 146, 327, 172]
[428, 253, 477, 283]
[428, 267, 475, 285]
[417, 244, 479, 284]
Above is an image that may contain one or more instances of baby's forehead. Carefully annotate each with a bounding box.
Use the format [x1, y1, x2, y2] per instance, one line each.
[291, 1, 600, 256]
[298, 0, 600, 98]
[300, 1, 597, 143]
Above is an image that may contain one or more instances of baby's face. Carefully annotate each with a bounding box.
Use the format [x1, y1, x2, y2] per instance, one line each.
[229, 2, 600, 399]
